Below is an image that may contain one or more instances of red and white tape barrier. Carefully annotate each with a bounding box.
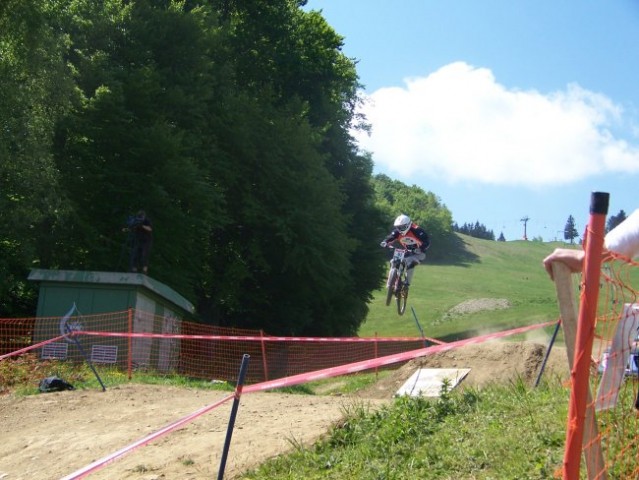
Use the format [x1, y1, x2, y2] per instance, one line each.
[60, 319, 556, 478]
[76, 330, 441, 342]
[244, 320, 557, 393]
[60, 394, 234, 480]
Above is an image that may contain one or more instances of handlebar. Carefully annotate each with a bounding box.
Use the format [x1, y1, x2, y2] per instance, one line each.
[380, 242, 409, 252]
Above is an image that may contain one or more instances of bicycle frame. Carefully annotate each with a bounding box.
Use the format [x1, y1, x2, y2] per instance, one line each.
[385, 248, 409, 315]
[388, 248, 407, 280]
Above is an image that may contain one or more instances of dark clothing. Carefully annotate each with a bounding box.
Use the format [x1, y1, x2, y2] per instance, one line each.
[381, 222, 430, 286]
[129, 215, 152, 273]
[383, 223, 430, 253]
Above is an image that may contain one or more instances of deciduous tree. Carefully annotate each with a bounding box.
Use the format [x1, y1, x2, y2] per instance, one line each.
[0, 0, 74, 315]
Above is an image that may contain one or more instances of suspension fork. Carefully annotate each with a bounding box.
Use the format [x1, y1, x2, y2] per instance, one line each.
[386, 264, 397, 287]
[387, 255, 402, 287]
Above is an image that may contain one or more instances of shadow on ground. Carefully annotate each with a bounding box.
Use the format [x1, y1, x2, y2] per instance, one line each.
[427, 233, 480, 266]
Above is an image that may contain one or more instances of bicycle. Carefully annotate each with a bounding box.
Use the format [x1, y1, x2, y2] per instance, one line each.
[385, 247, 410, 315]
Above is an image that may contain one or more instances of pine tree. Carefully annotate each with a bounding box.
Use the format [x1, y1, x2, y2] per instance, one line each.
[606, 210, 627, 233]
[564, 215, 579, 244]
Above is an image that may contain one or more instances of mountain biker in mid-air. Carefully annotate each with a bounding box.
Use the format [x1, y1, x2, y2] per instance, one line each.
[380, 214, 430, 288]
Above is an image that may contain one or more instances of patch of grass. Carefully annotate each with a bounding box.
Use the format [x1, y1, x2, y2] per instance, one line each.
[270, 371, 392, 396]
[130, 372, 234, 391]
[270, 383, 316, 395]
[0, 354, 98, 394]
[306, 371, 393, 395]
[0, 354, 234, 395]
[242, 378, 570, 479]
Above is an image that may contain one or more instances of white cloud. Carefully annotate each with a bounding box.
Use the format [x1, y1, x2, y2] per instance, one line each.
[354, 61, 639, 187]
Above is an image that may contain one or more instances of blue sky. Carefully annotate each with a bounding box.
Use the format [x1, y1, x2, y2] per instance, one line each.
[306, 0, 639, 242]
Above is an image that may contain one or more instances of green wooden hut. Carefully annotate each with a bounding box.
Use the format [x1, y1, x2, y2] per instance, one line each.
[28, 269, 195, 372]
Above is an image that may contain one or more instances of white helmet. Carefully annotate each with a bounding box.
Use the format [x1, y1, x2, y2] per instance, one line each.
[393, 214, 411, 235]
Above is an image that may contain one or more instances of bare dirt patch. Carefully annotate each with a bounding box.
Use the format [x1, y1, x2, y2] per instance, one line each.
[0, 341, 570, 480]
[446, 298, 512, 316]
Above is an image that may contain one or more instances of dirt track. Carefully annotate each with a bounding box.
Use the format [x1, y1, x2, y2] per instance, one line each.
[0, 341, 570, 480]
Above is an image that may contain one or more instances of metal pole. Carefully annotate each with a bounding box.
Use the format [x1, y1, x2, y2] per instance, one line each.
[410, 306, 428, 347]
[534, 319, 561, 387]
[217, 354, 250, 480]
[59, 304, 106, 392]
[66, 326, 106, 392]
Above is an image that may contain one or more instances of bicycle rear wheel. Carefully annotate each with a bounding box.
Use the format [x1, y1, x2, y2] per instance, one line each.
[385, 270, 397, 306]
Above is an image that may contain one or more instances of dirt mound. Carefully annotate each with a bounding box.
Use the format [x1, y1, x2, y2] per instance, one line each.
[359, 341, 570, 399]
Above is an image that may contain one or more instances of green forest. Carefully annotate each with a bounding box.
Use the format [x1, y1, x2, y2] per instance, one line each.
[1, 0, 453, 335]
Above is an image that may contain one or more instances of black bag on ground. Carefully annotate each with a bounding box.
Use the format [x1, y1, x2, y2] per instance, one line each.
[38, 376, 75, 393]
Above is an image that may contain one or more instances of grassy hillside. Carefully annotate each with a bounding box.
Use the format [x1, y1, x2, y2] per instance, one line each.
[360, 234, 580, 341]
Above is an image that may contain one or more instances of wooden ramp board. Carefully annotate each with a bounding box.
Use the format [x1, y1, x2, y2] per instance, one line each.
[395, 368, 471, 398]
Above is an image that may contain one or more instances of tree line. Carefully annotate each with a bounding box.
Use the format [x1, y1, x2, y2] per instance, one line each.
[1, 0, 453, 335]
[563, 210, 627, 244]
[452, 222, 495, 241]
[452, 210, 631, 245]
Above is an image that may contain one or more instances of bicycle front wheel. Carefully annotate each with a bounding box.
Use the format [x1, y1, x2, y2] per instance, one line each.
[385, 270, 398, 306]
[397, 284, 408, 315]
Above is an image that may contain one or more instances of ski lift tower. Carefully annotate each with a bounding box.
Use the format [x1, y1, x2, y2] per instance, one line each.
[520, 216, 529, 240]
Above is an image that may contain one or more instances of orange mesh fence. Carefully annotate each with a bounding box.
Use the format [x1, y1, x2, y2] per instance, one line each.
[557, 192, 639, 479]
[577, 254, 639, 479]
[558, 193, 639, 479]
[0, 309, 425, 384]
[0, 317, 34, 355]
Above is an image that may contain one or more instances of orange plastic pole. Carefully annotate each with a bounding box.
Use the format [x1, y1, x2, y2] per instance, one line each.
[563, 192, 609, 480]
[260, 329, 269, 381]
[127, 308, 133, 380]
[374, 332, 379, 378]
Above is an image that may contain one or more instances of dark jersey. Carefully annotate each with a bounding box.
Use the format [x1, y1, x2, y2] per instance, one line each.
[132, 216, 153, 245]
[384, 223, 430, 251]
